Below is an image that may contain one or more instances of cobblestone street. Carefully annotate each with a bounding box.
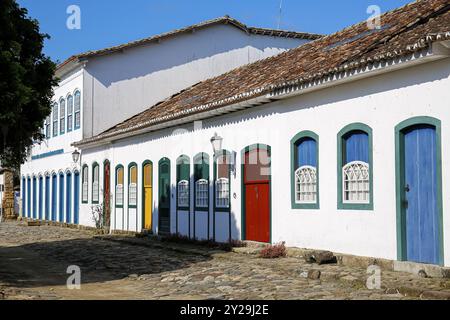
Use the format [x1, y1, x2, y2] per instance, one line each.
[0, 221, 449, 300]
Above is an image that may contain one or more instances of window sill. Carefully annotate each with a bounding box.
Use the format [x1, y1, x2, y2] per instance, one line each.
[338, 203, 373, 211]
[292, 203, 320, 210]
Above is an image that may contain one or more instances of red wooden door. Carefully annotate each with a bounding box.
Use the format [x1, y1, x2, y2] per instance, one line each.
[244, 147, 270, 243]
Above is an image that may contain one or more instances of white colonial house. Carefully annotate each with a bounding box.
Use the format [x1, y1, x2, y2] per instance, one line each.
[22, 0, 450, 268]
[19, 18, 319, 227]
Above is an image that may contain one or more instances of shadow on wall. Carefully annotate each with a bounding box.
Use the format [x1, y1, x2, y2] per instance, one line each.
[0, 238, 213, 289]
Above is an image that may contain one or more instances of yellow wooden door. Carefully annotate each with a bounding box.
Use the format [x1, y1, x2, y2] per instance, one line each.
[143, 164, 152, 230]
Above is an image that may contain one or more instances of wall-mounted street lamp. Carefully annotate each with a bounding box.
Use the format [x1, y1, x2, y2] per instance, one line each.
[72, 149, 80, 164]
[210, 132, 236, 178]
[210, 132, 223, 156]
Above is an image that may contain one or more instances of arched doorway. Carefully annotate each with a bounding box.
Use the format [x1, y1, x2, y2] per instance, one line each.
[158, 158, 171, 235]
[395, 117, 443, 265]
[142, 161, 153, 231]
[241, 144, 271, 243]
[103, 160, 111, 228]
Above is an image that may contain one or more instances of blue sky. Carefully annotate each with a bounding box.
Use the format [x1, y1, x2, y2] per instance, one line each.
[17, 0, 412, 63]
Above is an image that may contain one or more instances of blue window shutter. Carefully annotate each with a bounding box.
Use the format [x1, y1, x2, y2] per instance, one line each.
[344, 131, 369, 164]
[297, 138, 317, 168]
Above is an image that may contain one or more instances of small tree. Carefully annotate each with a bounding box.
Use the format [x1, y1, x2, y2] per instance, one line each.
[0, 0, 57, 168]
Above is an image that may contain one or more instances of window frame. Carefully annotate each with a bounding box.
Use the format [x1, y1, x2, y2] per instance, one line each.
[91, 162, 100, 204]
[176, 155, 190, 210]
[115, 165, 124, 208]
[290, 131, 320, 210]
[74, 90, 81, 130]
[59, 98, 66, 135]
[67, 94, 74, 132]
[213, 150, 232, 212]
[128, 163, 138, 209]
[81, 165, 88, 204]
[52, 102, 58, 137]
[337, 123, 374, 211]
[194, 153, 210, 211]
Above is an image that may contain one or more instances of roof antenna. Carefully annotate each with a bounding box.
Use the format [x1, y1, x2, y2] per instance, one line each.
[277, 0, 283, 30]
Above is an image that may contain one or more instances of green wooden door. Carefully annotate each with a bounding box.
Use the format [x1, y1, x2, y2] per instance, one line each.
[158, 158, 171, 235]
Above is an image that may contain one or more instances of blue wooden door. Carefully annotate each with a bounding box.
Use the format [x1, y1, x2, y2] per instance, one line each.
[66, 173, 72, 223]
[404, 125, 440, 264]
[45, 176, 50, 221]
[52, 175, 57, 221]
[59, 174, 64, 222]
[39, 177, 43, 220]
[27, 178, 31, 218]
[74, 172, 80, 225]
[22, 178, 26, 218]
[32, 177, 37, 219]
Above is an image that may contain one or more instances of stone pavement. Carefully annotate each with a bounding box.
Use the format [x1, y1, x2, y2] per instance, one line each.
[0, 221, 449, 300]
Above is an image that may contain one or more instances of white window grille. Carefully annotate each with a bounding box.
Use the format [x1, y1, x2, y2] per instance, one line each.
[59, 99, 65, 134]
[67, 95, 73, 132]
[92, 166, 99, 203]
[74, 91, 81, 129]
[177, 180, 189, 208]
[195, 179, 208, 208]
[82, 167, 88, 202]
[215, 178, 230, 208]
[52, 103, 58, 137]
[343, 161, 370, 203]
[295, 166, 317, 204]
[129, 183, 137, 206]
[116, 184, 124, 206]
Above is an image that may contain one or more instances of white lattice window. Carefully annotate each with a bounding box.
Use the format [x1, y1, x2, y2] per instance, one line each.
[295, 166, 317, 204]
[82, 166, 88, 202]
[92, 165, 99, 203]
[116, 184, 124, 206]
[343, 161, 370, 203]
[177, 180, 189, 208]
[129, 183, 137, 206]
[215, 178, 230, 208]
[195, 179, 208, 208]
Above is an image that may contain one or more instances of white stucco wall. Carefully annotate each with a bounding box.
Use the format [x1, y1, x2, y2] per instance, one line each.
[20, 68, 84, 223]
[82, 24, 308, 137]
[77, 57, 450, 266]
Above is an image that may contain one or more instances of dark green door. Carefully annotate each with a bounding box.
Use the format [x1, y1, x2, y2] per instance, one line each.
[158, 158, 171, 235]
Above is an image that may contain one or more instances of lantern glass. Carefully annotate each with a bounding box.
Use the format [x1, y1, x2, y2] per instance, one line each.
[210, 133, 223, 155]
[72, 150, 80, 164]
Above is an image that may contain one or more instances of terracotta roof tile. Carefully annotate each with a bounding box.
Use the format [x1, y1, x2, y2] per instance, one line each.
[76, 0, 450, 147]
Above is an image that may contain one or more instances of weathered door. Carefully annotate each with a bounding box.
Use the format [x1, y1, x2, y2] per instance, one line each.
[74, 172, 80, 225]
[51, 175, 57, 221]
[104, 161, 111, 228]
[59, 174, 64, 222]
[244, 147, 271, 243]
[66, 172, 72, 223]
[143, 162, 153, 230]
[403, 125, 440, 265]
[45, 176, 50, 221]
[159, 158, 171, 235]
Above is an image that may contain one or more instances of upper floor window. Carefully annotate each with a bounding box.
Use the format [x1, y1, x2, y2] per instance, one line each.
[74, 90, 81, 130]
[194, 153, 209, 210]
[337, 124, 373, 210]
[92, 163, 99, 203]
[59, 98, 65, 135]
[45, 116, 50, 139]
[128, 164, 137, 207]
[115, 166, 124, 207]
[82, 165, 88, 203]
[52, 103, 58, 137]
[67, 95, 73, 132]
[176, 155, 190, 209]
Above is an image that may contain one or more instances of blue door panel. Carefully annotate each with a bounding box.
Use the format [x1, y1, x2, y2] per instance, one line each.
[39, 177, 43, 220]
[74, 172, 80, 225]
[66, 173, 72, 223]
[32, 177, 37, 219]
[27, 178, 31, 218]
[52, 175, 57, 221]
[59, 174, 64, 222]
[45, 176, 50, 220]
[22, 178, 26, 218]
[404, 126, 439, 265]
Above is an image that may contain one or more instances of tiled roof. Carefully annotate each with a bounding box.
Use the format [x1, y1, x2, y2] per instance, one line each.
[75, 0, 450, 147]
[57, 15, 322, 71]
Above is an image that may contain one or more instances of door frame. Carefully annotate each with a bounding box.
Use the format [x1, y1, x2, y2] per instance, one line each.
[395, 116, 444, 265]
[158, 157, 171, 233]
[241, 144, 272, 243]
[142, 160, 153, 231]
[103, 160, 111, 228]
